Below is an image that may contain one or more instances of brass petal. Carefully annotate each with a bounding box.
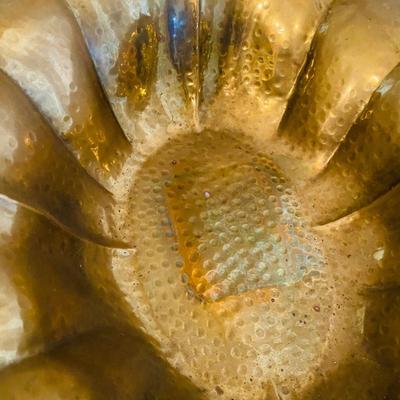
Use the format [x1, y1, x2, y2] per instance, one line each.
[0, 0, 399, 399]
[302, 64, 400, 225]
[0, 329, 203, 400]
[0, 196, 106, 367]
[279, 0, 400, 171]
[0, 72, 126, 247]
[0, 0, 131, 189]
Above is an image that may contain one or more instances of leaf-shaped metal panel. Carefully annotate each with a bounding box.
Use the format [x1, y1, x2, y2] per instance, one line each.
[0, 0, 131, 189]
[0, 0, 399, 399]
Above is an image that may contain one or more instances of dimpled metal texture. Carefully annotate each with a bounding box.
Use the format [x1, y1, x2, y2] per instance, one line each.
[0, 0, 400, 399]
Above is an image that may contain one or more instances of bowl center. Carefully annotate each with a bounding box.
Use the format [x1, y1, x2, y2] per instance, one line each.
[128, 129, 326, 302]
[121, 129, 333, 398]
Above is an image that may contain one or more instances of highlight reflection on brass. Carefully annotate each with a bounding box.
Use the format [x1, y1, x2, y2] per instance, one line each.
[1, 0, 400, 399]
[0, 71, 125, 247]
[0, 0, 131, 188]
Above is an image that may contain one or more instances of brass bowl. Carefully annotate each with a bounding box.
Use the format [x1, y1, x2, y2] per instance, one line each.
[0, 0, 400, 399]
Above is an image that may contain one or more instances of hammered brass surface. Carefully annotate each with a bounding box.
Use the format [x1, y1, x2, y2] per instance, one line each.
[279, 0, 400, 170]
[0, 195, 107, 368]
[0, 71, 126, 247]
[1, 0, 400, 399]
[0, 0, 131, 189]
[0, 329, 203, 400]
[114, 14, 159, 112]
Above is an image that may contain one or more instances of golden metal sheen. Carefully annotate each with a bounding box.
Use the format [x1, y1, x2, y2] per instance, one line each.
[0, 0, 399, 399]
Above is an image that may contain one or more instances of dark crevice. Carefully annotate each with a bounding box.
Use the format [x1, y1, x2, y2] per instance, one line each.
[318, 61, 400, 175]
[313, 177, 400, 228]
[63, 0, 132, 148]
[0, 69, 115, 197]
[0, 194, 132, 249]
[277, 0, 334, 135]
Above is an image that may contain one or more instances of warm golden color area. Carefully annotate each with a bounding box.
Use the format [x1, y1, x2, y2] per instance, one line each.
[0, 0, 400, 399]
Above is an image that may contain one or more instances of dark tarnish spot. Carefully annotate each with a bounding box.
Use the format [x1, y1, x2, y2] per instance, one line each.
[114, 14, 159, 112]
[215, 385, 224, 395]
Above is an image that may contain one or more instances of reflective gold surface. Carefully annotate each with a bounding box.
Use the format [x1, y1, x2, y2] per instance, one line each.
[114, 14, 159, 112]
[0, 0, 400, 399]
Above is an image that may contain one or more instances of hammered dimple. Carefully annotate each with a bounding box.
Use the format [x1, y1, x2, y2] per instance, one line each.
[0, 1, 400, 399]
